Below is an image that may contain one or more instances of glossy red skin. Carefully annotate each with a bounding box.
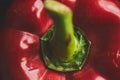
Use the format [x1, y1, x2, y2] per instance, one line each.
[0, 28, 65, 80]
[2, 0, 119, 80]
[5, 0, 76, 36]
[5, 0, 52, 35]
[66, 65, 107, 80]
[74, 0, 120, 80]
[1, 0, 107, 79]
[0, 28, 106, 80]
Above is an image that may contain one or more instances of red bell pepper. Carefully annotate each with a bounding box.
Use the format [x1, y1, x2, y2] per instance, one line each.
[4, 0, 52, 35]
[0, 0, 119, 80]
[4, 0, 76, 35]
[74, 0, 120, 80]
[0, 28, 105, 80]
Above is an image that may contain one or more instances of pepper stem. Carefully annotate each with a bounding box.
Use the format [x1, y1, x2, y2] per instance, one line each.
[44, 0, 75, 62]
[41, 0, 90, 72]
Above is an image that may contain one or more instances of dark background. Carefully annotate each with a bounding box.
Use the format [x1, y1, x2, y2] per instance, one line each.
[0, 0, 13, 79]
[0, 0, 13, 28]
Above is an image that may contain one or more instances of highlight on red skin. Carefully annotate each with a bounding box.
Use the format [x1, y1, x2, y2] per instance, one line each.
[0, 28, 108, 80]
[1, 0, 120, 80]
[66, 65, 107, 80]
[74, 0, 120, 80]
[98, 0, 120, 18]
[5, 0, 53, 35]
[0, 28, 65, 80]
[5, 0, 76, 36]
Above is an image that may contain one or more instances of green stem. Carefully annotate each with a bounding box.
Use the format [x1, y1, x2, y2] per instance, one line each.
[44, 0, 75, 62]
